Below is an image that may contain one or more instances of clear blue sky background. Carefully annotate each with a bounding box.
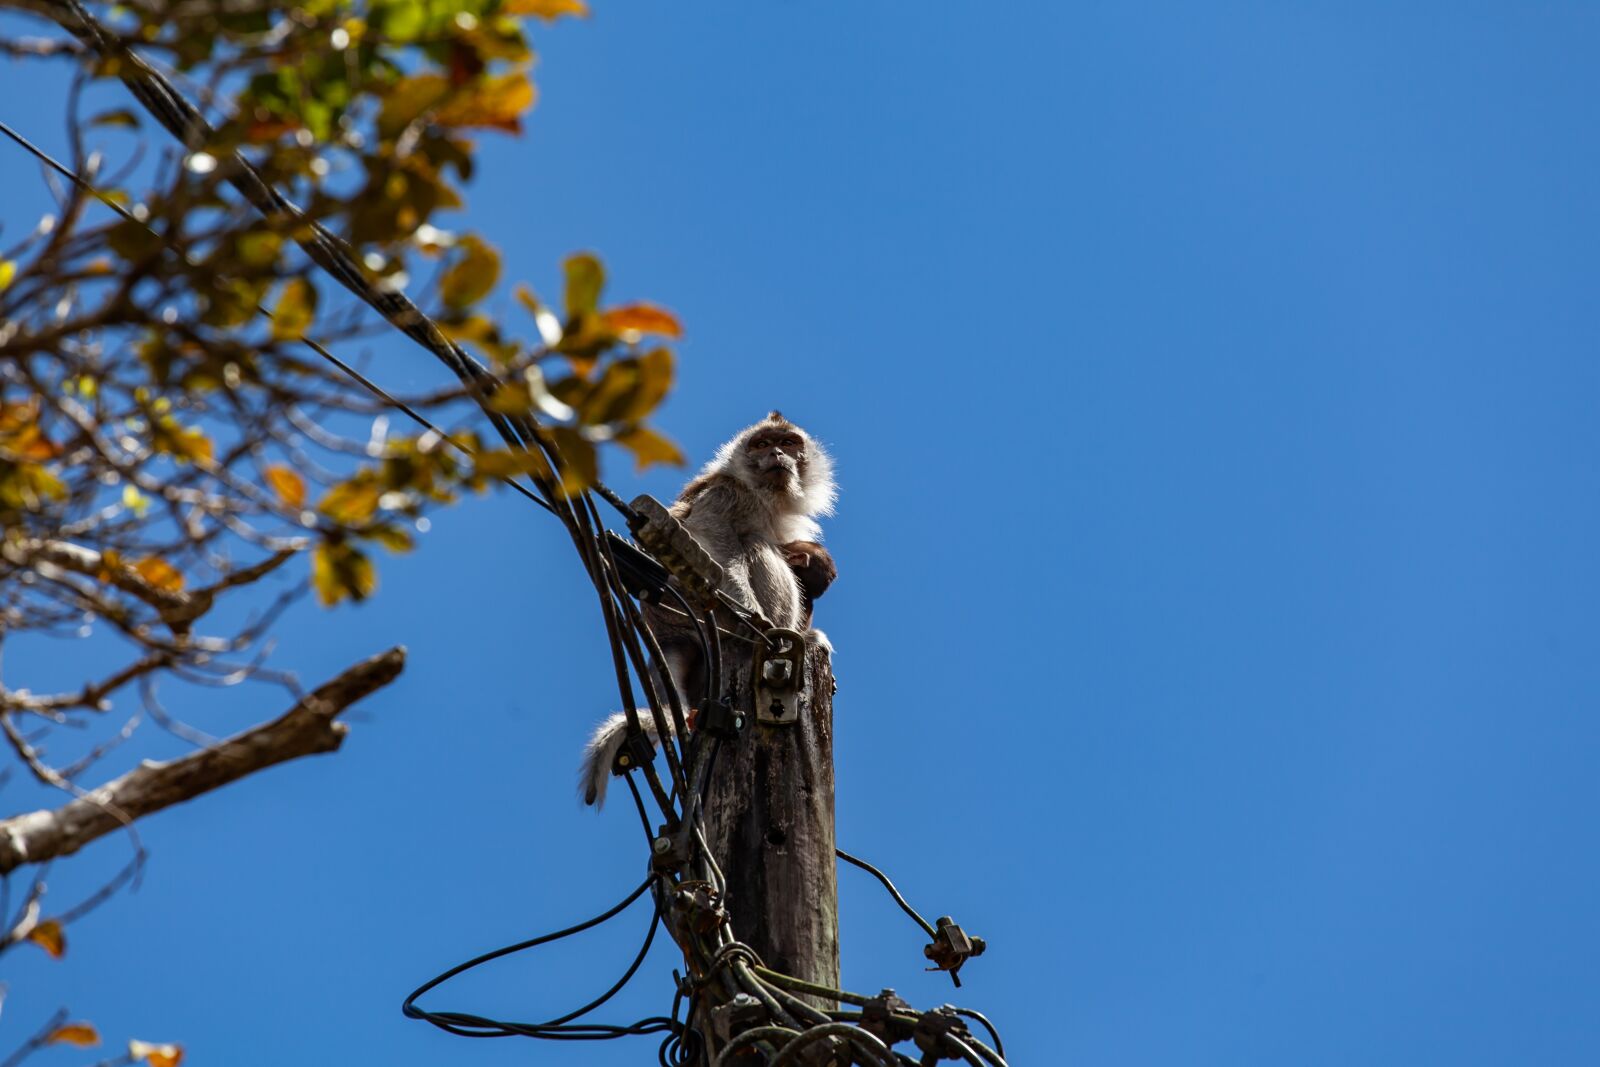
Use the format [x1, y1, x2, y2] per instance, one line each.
[3, 2, 1599, 1064]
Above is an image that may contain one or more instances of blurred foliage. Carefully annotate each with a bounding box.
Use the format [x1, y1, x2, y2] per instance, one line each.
[0, 0, 683, 1058]
[1, 0, 687, 606]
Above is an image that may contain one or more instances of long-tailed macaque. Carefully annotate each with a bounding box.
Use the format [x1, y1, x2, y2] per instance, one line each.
[579, 412, 837, 806]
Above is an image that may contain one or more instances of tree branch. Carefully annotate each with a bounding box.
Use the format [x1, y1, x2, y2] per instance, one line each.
[0, 647, 405, 874]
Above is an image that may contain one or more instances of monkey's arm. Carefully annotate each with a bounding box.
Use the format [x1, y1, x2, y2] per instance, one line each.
[676, 480, 764, 613]
[782, 540, 837, 604]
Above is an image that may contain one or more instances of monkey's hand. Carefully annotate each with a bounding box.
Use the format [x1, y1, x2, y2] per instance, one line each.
[781, 540, 837, 603]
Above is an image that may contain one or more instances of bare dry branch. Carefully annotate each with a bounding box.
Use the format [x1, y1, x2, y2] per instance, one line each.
[0, 646, 405, 874]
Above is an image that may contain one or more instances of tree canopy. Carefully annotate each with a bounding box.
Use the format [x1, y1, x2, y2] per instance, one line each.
[0, 1, 684, 1059]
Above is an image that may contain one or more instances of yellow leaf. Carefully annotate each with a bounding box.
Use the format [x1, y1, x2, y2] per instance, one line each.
[616, 427, 686, 472]
[580, 347, 673, 424]
[0, 260, 15, 291]
[173, 426, 213, 465]
[129, 1040, 184, 1067]
[547, 427, 597, 495]
[90, 107, 140, 128]
[311, 541, 376, 607]
[318, 475, 382, 526]
[151, 418, 213, 465]
[563, 253, 605, 318]
[440, 237, 501, 310]
[378, 74, 452, 138]
[434, 72, 536, 133]
[473, 448, 552, 482]
[27, 919, 65, 958]
[367, 524, 415, 554]
[47, 1023, 97, 1047]
[504, 0, 588, 19]
[601, 303, 683, 341]
[486, 381, 534, 415]
[270, 277, 317, 340]
[133, 556, 185, 593]
[264, 464, 306, 510]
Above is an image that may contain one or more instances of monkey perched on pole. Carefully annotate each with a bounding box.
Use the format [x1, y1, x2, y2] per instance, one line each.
[580, 412, 837, 807]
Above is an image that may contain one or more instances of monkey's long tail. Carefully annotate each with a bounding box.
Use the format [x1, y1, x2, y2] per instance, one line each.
[579, 710, 662, 809]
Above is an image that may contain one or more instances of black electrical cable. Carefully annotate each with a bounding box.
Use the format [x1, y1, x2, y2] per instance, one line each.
[625, 768, 654, 842]
[403, 875, 667, 1040]
[11, 23, 1015, 1059]
[952, 1008, 1006, 1059]
[836, 847, 939, 940]
[0, 117, 560, 521]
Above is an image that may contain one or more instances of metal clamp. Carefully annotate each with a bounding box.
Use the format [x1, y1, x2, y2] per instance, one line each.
[913, 1006, 974, 1062]
[752, 627, 808, 725]
[697, 696, 744, 740]
[709, 993, 767, 1044]
[651, 826, 693, 875]
[860, 988, 916, 1046]
[612, 729, 656, 776]
[923, 916, 986, 987]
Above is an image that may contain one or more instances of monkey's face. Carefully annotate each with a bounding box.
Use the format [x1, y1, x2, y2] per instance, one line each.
[743, 427, 807, 489]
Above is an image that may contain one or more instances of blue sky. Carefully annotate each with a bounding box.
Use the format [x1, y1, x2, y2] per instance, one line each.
[4, 2, 1600, 1064]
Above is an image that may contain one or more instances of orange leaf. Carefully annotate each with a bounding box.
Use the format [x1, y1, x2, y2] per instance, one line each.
[504, 0, 588, 18]
[129, 1040, 184, 1067]
[264, 464, 307, 510]
[601, 303, 683, 341]
[27, 919, 65, 958]
[47, 1023, 98, 1047]
[133, 556, 185, 593]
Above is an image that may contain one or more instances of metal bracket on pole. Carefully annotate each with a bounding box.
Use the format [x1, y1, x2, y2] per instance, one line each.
[753, 628, 808, 725]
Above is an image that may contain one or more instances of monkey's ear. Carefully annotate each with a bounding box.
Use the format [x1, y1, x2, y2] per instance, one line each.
[766, 409, 785, 422]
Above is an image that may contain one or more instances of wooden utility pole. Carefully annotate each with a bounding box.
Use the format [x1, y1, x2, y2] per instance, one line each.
[701, 643, 839, 1002]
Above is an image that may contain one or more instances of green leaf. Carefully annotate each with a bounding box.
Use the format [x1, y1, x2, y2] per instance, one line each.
[107, 219, 161, 262]
[270, 277, 317, 340]
[236, 229, 283, 269]
[563, 252, 604, 318]
[440, 237, 500, 310]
